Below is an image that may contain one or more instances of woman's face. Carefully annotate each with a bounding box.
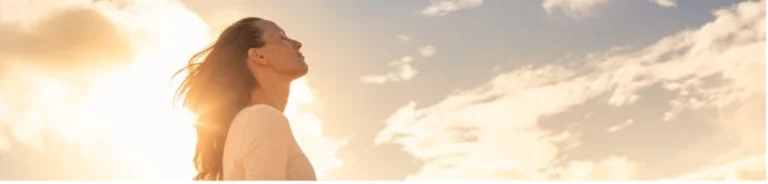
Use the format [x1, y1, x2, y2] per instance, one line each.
[250, 20, 307, 80]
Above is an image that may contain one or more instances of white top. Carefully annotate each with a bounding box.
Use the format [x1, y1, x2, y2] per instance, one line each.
[222, 104, 317, 180]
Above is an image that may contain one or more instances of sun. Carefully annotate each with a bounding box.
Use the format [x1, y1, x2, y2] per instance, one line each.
[51, 1, 324, 179]
[17, 1, 214, 179]
[0, 1, 336, 180]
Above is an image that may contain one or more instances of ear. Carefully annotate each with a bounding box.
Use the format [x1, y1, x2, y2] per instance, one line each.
[247, 48, 268, 65]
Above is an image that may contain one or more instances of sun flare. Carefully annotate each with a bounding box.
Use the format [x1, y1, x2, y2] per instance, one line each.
[0, 0, 344, 180]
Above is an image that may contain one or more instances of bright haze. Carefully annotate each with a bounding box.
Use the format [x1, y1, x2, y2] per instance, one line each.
[0, 0, 765, 181]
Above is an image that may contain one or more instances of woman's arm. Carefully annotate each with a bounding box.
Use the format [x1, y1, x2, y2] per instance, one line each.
[236, 105, 293, 180]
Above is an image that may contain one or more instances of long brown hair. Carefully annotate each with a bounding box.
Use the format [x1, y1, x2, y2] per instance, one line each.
[173, 17, 265, 180]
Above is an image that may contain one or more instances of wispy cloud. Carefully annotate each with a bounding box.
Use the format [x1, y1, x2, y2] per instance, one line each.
[542, 0, 612, 18]
[361, 41, 436, 84]
[542, 0, 677, 18]
[672, 154, 764, 180]
[419, 45, 437, 58]
[650, 0, 677, 8]
[398, 34, 412, 42]
[606, 119, 634, 132]
[421, 0, 484, 17]
[550, 156, 638, 180]
[361, 56, 417, 84]
[376, 0, 765, 179]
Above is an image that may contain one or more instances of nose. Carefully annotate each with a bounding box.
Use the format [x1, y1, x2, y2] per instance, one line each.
[292, 40, 302, 50]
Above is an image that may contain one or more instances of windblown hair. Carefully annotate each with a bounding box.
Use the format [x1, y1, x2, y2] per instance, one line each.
[173, 17, 266, 181]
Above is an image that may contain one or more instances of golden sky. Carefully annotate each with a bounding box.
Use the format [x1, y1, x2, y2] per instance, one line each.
[0, 0, 765, 181]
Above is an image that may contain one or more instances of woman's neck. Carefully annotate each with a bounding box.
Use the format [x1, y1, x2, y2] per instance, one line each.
[249, 81, 290, 113]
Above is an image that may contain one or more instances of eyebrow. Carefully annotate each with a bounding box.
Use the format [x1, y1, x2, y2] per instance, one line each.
[272, 31, 285, 39]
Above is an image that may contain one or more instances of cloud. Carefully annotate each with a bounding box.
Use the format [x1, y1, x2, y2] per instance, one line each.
[376, 0, 764, 180]
[419, 45, 437, 58]
[0, 124, 10, 152]
[284, 78, 348, 179]
[360, 44, 436, 84]
[0, 4, 136, 77]
[548, 156, 638, 180]
[421, 0, 484, 17]
[650, 0, 677, 8]
[0, 0, 89, 24]
[0, 0, 137, 152]
[542, 0, 612, 18]
[0, 0, 207, 179]
[398, 34, 412, 42]
[672, 155, 765, 180]
[361, 56, 418, 84]
[605, 119, 634, 132]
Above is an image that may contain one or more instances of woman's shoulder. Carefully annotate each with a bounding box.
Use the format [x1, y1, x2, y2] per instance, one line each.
[233, 104, 291, 131]
[227, 104, 294, 161]
[239, 104, 284, 117]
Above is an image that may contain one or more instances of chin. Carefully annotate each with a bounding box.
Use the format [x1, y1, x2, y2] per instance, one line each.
[287, 68, 308, 80]
[297, 62, 309, 76]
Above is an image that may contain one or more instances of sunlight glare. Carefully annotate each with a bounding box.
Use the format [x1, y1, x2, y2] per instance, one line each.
[1, 0, 338, 180]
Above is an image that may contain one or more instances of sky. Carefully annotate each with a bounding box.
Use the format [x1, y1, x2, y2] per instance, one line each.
[0, 0, 765, 181]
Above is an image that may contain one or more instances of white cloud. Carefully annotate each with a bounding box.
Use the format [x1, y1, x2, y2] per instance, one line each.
[1, 0, 208, 179]
[419, 45, 437, 58]
[398, 34, 412, 42]
[606, 119, 634, 132]
[363, 41, 434, 84]
[361, 56, 418, 84]
[672, 155, 765, 180]
[421, 0, 484, 17]
[359, 75, 388, 84]
[0, 0, 138, 152]
[376, 0, 764, 180]
[542, 0, 612, 18]
[549, 156, 638, 180]
[0, 126, 10, 152]
[285, 78, 347, 179]
[0, 0, 89, 25]
[650, 0, 677, 8]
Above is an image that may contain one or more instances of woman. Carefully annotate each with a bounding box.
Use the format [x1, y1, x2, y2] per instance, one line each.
[174, 17, 316, 180]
